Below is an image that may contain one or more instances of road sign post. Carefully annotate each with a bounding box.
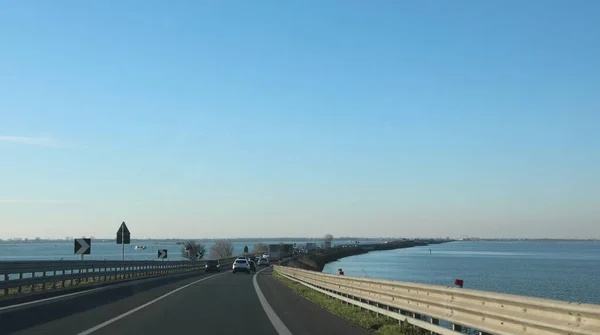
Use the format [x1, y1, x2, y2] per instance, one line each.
[74, 238, 91, 260]
[116, 222, 131, 260]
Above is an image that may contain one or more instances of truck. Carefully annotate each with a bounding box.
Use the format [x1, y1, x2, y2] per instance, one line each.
[268, 244, 280, 263]
[305, 242, 318, 251]
[268, 243, 294, 263]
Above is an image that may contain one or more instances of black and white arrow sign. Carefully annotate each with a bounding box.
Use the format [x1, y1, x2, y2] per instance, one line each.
[158, 249, 168, 259]
[74, 238, 91, 255]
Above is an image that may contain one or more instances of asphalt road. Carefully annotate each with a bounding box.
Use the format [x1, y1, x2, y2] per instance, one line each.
[256, 267, 371, 335]
[1, 265, 371, 335]
[1, 268, 277, 335]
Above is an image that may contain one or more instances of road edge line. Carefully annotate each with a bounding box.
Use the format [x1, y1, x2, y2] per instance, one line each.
[76, 272, 225, 335]
[253, 266, 293, 335]
[0, 269, 214, 312]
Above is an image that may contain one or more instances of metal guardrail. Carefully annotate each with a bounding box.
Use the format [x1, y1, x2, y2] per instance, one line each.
[275, 266, 600, 335]
[0, 257, 238, 296]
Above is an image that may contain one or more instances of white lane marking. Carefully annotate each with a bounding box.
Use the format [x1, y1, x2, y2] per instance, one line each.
[76, 272, 225, 335]
[253, 266, 293, 335]
[0, 270, 216, 313]
[0, 286, 108, 312]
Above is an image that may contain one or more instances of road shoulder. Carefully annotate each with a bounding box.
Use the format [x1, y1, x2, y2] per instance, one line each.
[257, 267, 371, 335]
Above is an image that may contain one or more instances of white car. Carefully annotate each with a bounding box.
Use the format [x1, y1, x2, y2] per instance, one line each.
[258, 258, 269, 266]
[232, 259, 250, 274]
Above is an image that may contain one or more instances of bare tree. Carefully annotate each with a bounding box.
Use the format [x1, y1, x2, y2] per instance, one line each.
[324, 234, 334, 249]
[181, 240, 206, 261]
[210, 240, 234, 259]
[252, 243, 268, 253]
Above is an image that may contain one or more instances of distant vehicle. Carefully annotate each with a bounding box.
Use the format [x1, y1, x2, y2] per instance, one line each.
[232, 259, 250, 274]
[205, 260, 220, 272]
[263, 253, 269, 259]
[134, 245, 146, 250]
[249, 261, 256, 272]
[258, 258, 269, 266]
[268, 244, 294, 263]
[305, 242, 317, 251]
[236, 256, 250, 262]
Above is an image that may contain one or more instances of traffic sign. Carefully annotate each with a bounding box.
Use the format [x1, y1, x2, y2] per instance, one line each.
[116, 222, 131, 244]
[158, 249, 168, 259]
[74, 238, 91, 255]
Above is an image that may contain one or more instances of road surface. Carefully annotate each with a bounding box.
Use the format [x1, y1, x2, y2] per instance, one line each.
[1, 266, 370, 335]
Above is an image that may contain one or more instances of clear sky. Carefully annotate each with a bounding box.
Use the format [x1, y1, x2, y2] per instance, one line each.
[1, 1, 598, 239]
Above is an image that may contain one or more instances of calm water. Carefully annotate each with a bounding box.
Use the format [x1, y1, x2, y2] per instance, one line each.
[323, 241, 600, 304]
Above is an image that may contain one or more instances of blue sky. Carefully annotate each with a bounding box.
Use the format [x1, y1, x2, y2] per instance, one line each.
[1, 1, 598, 239]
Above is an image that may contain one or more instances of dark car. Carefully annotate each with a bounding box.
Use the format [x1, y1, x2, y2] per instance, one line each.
[205, 260, 220, 272]
[249, 261, 257, 272]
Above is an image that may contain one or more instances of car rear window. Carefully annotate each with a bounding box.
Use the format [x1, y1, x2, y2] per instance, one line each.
[235, 260, 247, 264]
[207, 260, 218, 265]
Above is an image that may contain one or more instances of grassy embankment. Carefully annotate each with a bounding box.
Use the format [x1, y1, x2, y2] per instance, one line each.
[272, 271, 428, 335]
[287, 240, 445, 271]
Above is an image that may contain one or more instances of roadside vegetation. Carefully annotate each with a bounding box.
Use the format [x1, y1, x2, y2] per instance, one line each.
[210, 240, 234, 259]
[272, 271, 427, 335]
[181, 240, 207, 260]
[252, 242, 268, 254]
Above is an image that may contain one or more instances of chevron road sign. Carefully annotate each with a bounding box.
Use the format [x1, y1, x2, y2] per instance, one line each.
[74, 238, 91, 255]
[158, 249, 168, 259]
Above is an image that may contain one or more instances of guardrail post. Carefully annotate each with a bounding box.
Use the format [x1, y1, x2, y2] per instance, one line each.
[2, 273, 8, 295]
[17, 272, 23, 293]
[52, 270, 57, 289]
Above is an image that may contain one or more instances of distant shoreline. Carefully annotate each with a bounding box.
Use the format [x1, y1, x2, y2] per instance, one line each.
[457, 239, 599, 242]
[0, 238, 397, 244]
[0, 237, 600, 244]
[0, 238, 597, 244]
[286, 239, 449, 272]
